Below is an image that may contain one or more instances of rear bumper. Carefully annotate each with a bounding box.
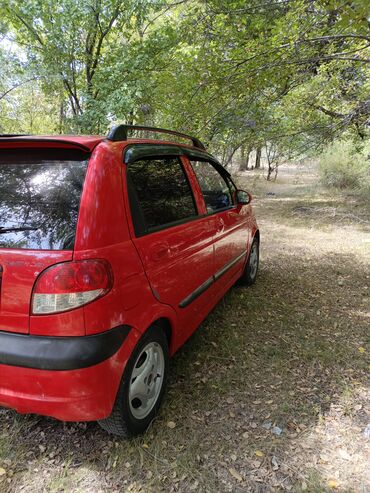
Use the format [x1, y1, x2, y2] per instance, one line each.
[0, 326, 140, 421]
[0, 325, 131, 370]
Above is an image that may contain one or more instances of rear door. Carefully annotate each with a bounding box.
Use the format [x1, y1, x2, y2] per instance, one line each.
[188, 159, 249, 285]
[123, 153, 216, 329]
[0, 147, 89, 333]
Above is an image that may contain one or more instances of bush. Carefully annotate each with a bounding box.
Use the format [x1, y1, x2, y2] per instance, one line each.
[319, 141, 370, 196]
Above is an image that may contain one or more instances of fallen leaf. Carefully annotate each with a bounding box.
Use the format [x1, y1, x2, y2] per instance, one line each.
[167, 421, 176, 429]
[358, 347, 366, 353]
[0, 468, 5, 476]
[327, 479, 339, 489]
[229, 467, 243, 482]
[255, 450, 264, 457]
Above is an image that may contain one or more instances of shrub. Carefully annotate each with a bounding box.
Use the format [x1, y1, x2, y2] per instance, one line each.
[319, 141, 370, 196]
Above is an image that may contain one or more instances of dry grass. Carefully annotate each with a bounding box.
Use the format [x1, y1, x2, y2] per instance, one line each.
[0, 163, 369, 493]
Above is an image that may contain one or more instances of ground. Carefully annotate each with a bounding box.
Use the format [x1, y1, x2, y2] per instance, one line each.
[1, 163, 369, 493]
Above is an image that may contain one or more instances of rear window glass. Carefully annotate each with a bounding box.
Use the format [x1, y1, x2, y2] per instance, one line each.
[0, 148, 89, 250]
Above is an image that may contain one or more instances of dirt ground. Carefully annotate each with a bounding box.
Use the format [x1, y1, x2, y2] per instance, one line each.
[0, 163, 369, 493]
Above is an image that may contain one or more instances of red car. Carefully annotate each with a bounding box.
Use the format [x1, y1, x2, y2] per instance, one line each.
[0, 126, 259, 436]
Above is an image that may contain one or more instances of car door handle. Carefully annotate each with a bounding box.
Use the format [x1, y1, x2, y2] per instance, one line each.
[216, 218, 224, 233]
[151, 243, 171, 261]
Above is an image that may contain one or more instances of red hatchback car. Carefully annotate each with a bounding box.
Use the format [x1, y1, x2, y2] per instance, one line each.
[0, 125, 259, 436]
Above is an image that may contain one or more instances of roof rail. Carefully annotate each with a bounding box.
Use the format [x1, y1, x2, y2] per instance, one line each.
[106, 124, 206, 150]
[0, 134, 29, 137]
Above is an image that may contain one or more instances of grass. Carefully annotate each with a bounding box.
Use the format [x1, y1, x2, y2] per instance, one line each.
[1, 163, 369, 492]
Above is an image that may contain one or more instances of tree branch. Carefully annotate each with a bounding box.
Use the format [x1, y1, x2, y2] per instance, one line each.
[11, 10, 44, 46]
[0, 77, 40, 101]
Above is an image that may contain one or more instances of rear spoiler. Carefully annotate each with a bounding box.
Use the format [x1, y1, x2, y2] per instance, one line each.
[0, 137, 93, 152]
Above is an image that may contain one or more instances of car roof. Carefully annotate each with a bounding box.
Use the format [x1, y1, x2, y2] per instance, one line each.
[0, 133, 227, 175]
[0, 135, 207, 153]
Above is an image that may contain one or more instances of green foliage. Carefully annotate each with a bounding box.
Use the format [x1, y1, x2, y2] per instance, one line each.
[1, 84, 60, 134]
[0, 0, 368, 161]
[319, 140, 370, 195]
[1, 0, 177, 133]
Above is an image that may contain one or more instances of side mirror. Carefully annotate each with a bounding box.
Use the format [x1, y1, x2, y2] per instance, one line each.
[235, 189, 252, 205]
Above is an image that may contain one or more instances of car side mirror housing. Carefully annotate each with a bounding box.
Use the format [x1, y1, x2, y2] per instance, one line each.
[235, 190, 252, 205]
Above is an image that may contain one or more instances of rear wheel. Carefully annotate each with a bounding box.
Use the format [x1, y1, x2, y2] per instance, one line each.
[98, 325, 169, 437]
[238, 237, 259, 286]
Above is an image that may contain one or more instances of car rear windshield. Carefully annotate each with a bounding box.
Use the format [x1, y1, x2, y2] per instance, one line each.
[0, 148, 89, 250]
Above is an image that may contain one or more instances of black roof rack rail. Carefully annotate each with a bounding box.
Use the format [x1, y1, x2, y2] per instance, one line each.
[106, 125, 206, 150]
[0, 134, 30, 137]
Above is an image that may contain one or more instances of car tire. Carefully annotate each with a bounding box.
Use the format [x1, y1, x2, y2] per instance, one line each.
[238, 237, 259, 286]
[98, 324, 169, 437]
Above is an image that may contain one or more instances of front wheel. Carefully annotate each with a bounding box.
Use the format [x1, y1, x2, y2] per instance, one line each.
[238, 237, 259, 286]
[98, 325, 169, 437]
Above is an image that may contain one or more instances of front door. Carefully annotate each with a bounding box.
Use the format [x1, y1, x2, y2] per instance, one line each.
[188, 159, 250, 285]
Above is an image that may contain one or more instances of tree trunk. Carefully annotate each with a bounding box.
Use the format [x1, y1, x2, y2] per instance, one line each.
[255, 146, 262, 169]
[266, 163, 273, 181]
[266, 163, 279, 181]
[59, 100, 66, 133]
[239, 145, 252, 171]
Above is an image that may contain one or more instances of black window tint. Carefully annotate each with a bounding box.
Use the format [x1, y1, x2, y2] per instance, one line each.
[127, 157, 197, 234]
[0, 149, 88, 250]
[190, 161, 234, 213]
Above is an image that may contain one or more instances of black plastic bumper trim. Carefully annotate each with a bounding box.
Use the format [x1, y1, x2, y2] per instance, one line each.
[179, 251, 246, 308]
[0, 325, 131, 371]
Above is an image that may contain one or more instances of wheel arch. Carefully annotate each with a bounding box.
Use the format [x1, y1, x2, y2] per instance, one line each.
[151, 317, 173, 354]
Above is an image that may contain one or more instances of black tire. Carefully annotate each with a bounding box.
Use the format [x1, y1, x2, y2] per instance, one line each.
[238, 237, 259, 286]
[98, 325, 169, 437]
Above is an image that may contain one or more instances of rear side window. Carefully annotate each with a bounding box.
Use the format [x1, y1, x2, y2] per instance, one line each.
[190, 160, 234, 213]
[0, 149, 89, 250]
[127, 157, 197, 235]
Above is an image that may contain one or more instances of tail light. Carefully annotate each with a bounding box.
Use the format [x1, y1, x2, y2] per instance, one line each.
[32, 260, 113, 314]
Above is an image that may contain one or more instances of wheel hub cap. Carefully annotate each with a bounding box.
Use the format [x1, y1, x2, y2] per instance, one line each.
[249, 243, 259, 279]
[129, 342, 165, 420]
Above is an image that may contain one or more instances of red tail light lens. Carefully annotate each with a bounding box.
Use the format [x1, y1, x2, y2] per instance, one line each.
[32, 260, 113, 314]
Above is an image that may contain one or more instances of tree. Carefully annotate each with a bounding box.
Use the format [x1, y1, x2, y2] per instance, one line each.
[1, 0, 180, 132]
[150, 0, 369, 162]
[0, 0, 368, 164]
